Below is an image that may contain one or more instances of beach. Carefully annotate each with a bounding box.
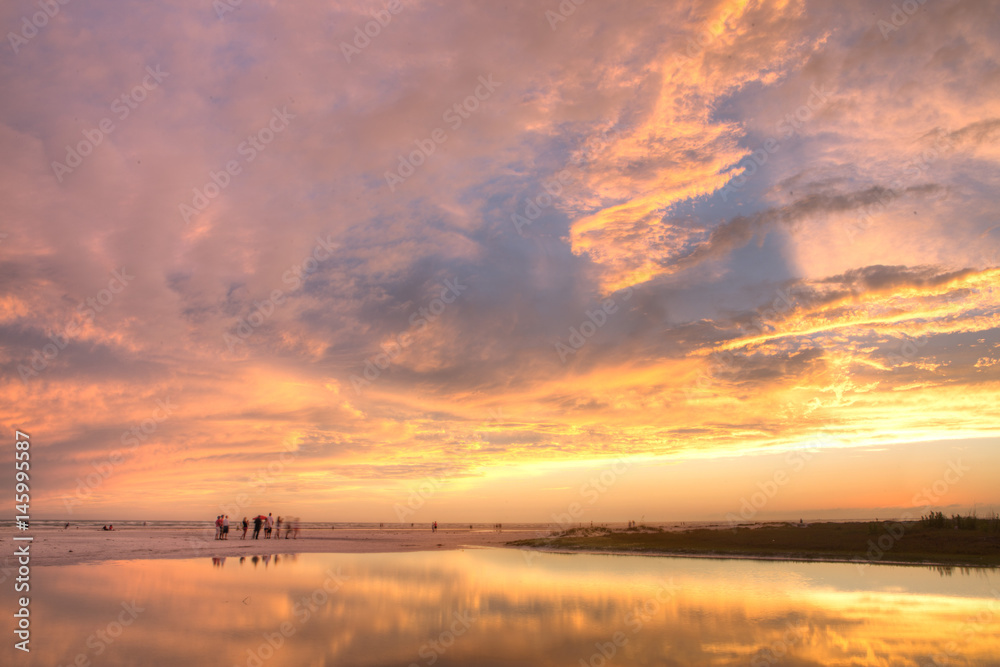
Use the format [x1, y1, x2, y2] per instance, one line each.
[13, 520, 998, 569]
[9, 525, 545, 567]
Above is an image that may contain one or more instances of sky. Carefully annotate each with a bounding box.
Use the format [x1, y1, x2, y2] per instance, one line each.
[1, 0, 998, 523]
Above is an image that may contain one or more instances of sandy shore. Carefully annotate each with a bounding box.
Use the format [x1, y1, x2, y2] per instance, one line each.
[5, 526, 544, 566]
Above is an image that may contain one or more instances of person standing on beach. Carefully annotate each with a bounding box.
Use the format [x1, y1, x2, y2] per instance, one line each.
[241, 517, 249, 539]
[215, 515, 223, 540]
[266, 513, 274, 538]
[223, 515, 230, 540]
[253, 515, 262, 539]
[275, 516, 282, 539]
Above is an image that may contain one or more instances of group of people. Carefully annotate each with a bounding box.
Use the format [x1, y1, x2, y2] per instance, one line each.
[214, 513, 301, 540]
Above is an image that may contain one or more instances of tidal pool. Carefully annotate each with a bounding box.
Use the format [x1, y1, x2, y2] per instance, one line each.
[4, 548, 999, 666]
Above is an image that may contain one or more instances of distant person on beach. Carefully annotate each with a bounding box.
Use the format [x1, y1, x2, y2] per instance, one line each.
[241, 517, 249, 539]
[222, 515, 230, 540]
[215, 515, 223, 540]
[275, 516, 282, 539]
[253, 515, 262, 539]
[266, 513, 273, 538]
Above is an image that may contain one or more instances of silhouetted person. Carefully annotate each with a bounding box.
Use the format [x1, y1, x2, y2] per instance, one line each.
[253, 516, 262, 539]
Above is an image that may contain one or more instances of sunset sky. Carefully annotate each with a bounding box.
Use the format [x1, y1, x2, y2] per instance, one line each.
[2, 0, 998, 523]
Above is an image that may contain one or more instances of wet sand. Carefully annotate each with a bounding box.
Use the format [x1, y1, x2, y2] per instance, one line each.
[7, 526, 544, 567]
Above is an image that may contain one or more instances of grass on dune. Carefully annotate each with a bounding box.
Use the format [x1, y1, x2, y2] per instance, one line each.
[508, 518, 1000, 567]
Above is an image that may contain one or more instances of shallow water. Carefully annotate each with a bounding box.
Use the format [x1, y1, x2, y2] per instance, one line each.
[4, 549, 999, 666]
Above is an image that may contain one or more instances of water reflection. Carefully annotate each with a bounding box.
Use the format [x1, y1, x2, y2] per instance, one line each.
[212, 554, 298, 569]
[4, 550, 999, 666]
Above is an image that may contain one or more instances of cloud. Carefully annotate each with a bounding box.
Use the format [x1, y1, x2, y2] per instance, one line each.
[2, 0, 998, 519]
